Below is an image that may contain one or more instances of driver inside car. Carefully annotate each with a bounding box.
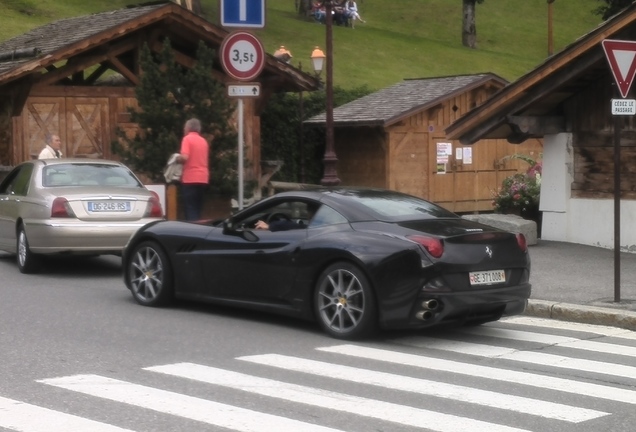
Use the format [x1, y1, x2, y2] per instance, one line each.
[255, 204, 317, 231]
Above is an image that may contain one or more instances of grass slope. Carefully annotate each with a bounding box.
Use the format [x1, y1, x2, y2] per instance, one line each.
[0, 0, 603, 90]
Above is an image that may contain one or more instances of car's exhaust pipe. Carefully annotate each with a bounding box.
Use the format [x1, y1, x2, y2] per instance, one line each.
[416, 299, 442, 321]
[421, 299, 439, 311]
[416, 310, 434, 321]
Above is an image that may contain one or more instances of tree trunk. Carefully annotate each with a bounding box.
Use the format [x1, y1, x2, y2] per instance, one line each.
[298, 0, 312, 17]
[190, 0, 203, 15]
[462, 0, 477, 49]
[172, 0, 203, 15]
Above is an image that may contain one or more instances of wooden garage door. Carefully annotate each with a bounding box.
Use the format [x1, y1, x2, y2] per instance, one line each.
[22, 97, 66, 160]
[388, 130, 428, 198]
[429, 135, 542, 213]
[66, 97, 110, 158]
[20, 96, 110, 161]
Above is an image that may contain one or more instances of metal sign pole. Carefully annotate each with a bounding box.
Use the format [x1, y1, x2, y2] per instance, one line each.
[601, 38, 636, 304]
[238, 98, 244, 210]
[614, 100, 621, 303]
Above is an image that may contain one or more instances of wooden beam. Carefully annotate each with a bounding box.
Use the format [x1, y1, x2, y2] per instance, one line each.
[4, 77, 33, 116]
[108, 55, 140, 85]
[507, 115, 566, 135]
[71, 71, 84, 84]
[85, 63, 110, 85]
[33, 39, 138, 86]
[457, 48, 604, 144]
[149, 40, 226, 82]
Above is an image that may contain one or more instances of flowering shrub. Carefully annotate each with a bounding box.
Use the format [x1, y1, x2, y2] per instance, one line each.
[492, 155, 542, 214]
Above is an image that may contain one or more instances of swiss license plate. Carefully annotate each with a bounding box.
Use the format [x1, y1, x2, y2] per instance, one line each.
[469, 270, 506, 286]
[88, 201, 131, 212]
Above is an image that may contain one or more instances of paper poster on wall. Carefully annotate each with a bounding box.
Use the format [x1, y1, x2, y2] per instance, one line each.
[436, 142, 452, 174]
[462, 147, 473, 164]
[437, 142, 452, 156]
[456, 148, 463, 160]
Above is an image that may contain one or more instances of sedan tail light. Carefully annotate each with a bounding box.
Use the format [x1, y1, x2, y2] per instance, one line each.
[145, 191, 164, 218]
[51, 197, 75, 218]
[407, 235, 444, 258]
[516, 233, 528, 252]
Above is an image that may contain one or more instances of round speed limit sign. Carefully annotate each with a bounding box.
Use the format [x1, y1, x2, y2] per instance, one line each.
[219, 31, 266, 81]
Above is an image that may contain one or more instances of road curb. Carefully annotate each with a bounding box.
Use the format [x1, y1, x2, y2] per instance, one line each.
[525, 299, 636, 331]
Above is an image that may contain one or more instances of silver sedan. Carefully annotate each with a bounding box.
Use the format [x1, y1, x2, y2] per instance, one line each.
[0, 159, 164, 273]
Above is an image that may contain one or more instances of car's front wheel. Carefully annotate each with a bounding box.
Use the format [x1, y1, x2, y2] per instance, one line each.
[126, 241, 173, 306]
[314, 262, 377, 339]
[16, 225, 41, 274]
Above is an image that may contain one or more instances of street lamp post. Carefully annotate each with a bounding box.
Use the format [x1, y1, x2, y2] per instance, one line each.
[315, 0, 345, 186]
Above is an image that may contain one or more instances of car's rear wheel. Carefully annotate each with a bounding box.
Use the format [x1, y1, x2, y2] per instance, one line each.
[314, 262, 377, 339]
[17, 225, 41, 274]
[127, 241, 173, 306]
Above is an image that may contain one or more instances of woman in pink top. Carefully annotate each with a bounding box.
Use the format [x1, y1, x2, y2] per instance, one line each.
[177, 118, 210, 221]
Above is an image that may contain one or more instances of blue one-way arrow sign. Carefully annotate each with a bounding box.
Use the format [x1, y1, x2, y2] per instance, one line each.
[221, 0, 266, 29]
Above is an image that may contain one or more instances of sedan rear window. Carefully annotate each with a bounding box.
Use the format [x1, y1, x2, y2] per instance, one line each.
[43, 164, 142, 188]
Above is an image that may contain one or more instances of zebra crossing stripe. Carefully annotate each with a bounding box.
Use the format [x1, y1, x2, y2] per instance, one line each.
[237, 354, 607, 422]
[318, 344, 636, 405]
[459, 326, 636, 357]
[504, 317, 636, 340]
[395, 336, 636, 380]
[38, 374, 343, 432]
[146, 362, 533, 432]
[0, 396, 134, 432]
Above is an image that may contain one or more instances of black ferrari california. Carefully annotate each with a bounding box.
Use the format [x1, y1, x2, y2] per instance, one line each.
[122, 187, 531, 339]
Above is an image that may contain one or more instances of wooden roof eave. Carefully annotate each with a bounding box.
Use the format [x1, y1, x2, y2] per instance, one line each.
[304, 118, 384, 128]
[383, 75, 508, 128]
[452, 47, 604, 144]
[0, 3, 181, 87]
[0, 2, 319, 94]
[445, 4, 636, 144]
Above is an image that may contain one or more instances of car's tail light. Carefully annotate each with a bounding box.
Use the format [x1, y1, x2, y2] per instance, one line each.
[516, 233, 528, 252]
[145, 191, 163, 218]
[51, 197, 75, 218]
[407, 235, 444, 258]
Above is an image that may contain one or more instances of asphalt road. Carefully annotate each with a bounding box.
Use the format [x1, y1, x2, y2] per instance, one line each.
[1, 252, 636, 432]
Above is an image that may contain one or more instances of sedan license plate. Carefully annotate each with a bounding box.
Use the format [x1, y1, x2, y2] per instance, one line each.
[88, 201, 131, 212]
[469, 270, 506, 286]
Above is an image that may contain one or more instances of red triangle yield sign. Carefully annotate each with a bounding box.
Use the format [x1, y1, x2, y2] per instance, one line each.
[602, 39, 636, 98]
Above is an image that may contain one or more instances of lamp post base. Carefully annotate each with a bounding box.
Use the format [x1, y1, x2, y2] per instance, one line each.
[320, 153, 340, 186]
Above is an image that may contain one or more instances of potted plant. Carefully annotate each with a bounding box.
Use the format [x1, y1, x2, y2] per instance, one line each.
[492, 154, 542, 223]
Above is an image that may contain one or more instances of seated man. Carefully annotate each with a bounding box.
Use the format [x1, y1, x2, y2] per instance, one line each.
[255, 218, 304, 232]
[255, 204, 317, 232]
[333, 6, 349, 26]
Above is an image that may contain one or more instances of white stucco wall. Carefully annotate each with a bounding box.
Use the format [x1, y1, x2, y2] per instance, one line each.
[539, 133, 572, 241]
[539, 133, 636, 252]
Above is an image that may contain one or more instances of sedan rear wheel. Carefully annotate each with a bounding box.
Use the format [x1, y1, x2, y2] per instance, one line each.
[314, 262, 377, 339]
[127, 241, 173, 306]
[17, 226, 41, 274]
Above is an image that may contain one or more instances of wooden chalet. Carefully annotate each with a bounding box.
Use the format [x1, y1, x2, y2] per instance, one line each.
[445, 4, 636, 250]
[0, 1, 319, 188]
[305, 74, 543, 213]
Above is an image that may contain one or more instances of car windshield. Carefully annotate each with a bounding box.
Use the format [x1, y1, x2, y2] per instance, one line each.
[43, 164, 142, 188]
[344, 191, 457, 219]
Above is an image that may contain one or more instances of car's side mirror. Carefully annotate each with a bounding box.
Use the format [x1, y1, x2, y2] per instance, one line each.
[222, 219, 233, 233]
[222, 219, 259, 242]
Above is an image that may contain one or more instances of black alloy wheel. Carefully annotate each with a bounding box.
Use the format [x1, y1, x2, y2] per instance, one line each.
[127, 241, 174, 306]
[314, 262, 377, 339]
